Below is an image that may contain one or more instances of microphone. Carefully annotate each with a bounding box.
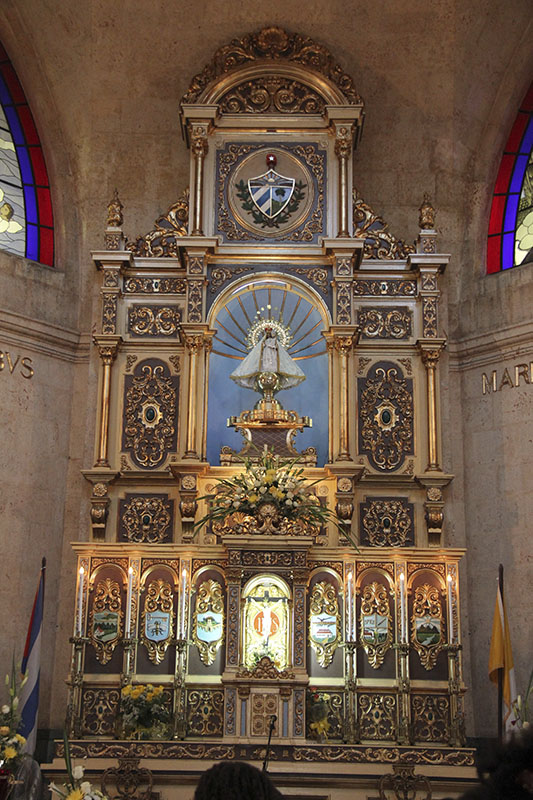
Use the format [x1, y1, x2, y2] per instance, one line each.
[269, 714, 277, 730]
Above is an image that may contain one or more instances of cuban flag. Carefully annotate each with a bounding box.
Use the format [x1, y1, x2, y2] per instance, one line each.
[18, 558, 45, 755]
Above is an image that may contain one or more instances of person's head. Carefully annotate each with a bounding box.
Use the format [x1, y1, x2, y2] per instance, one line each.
[193, 761, 284, 800]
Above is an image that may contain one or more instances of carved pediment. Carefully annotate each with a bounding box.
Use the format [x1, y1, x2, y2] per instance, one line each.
[236, 656, 295, 680]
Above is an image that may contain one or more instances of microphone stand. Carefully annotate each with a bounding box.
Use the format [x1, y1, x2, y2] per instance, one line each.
[262, 714, 277, 773]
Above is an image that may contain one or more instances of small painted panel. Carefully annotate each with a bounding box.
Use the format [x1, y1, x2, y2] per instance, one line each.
[308, 581, 341, 668]
[192, 579, 225, 666]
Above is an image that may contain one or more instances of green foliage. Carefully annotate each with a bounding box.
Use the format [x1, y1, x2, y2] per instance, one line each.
[235, 179, 306, 228]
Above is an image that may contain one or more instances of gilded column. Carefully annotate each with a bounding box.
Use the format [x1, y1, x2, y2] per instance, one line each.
[183, 332, 204, 459]
[334, 126, 352, 237]
[325, 333, 335, 463]
[334, 334, 355, 462]
[93, 336, 121, 467]
[191, 125, 209, 236]
[419, 343, 445, 472]
[201, 333, 214, 461]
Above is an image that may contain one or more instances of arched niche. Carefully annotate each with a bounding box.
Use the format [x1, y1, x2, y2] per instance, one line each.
[206, 273, 330, 465]
[241, 573, 291, 670]
[190, 566, 226, 674]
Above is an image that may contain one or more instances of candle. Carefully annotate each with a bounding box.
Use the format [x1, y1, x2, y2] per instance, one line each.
[399, 572, 406, 644]
[125, 566, 133, 638]
[76, 566, 85, 636]
[180, 568, 187, 639]
[447, 573, 454, 642]
[347, 571, 353, 641]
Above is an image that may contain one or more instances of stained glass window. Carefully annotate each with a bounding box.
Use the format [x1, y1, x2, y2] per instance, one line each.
[487, 83, 533, 273]
[0, 43, 54, 266]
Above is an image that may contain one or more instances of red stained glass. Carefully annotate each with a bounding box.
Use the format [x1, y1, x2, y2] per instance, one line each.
[39, 226, 54, 267]
[487, 236, 502, 273]
[37, 187, 53, 227]
[18, 106, 39, 145]
[488, 194, 506, 235]
[505, 112, 528, 152]
[1, 63, 25, 104]
[29, 147, 48, 186]
[494, 154, 515, 194]
[522, 84, 533, 112]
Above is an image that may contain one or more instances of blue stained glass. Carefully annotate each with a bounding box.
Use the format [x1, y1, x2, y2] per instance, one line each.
[510, 154, 529, 193]
[23, 183, 37, 224]
[3, 106, 24, 145]
[26, 222, 37, 261]
[520, 118, 533, 154]
[0, 75, 11, 106]
[502, 232, 515, 268]
[16, 147, 33, 185]
[503, 194, 519, 233]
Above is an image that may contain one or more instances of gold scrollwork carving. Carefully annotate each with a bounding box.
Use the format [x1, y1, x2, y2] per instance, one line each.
[219, 76, 325, 114]
[358, 363, 414, 472]
[353, 188, 416, 260]
[192, 580, 225, 666]
[411, 694, 449, 743]
[102, 293, 118, 335]
[141, 579, 174, 664]
[126, 189, 189, 257]
[358, 694, 396, 740]
[122, 361, 178, 469]
[361, 498, 413, 547]
[181, 26, 362, 106]
[378, 763, 432, 800]
[210, 266, 250, 293]
[419, 193, 436, 230]
[121, 495, 172, 543]
[354, 279, 417, 297]
[187, 690, 224, 737]
[123, 277, 187, 294]
[358, 308, 412, 340]
[128, 306, 181, 337]
[411, 584, 445, 670]
[422, 297, 438, 338]
[187, 280, 204, 323]
[107, 189, 123, 228]
[359, 582, 392, 669]
[287, 266, 329, 294]
[308, 581, 341, 668]
[335, 282, 352, 324]
[89, 578, 122, 664]
[81, 688, 120, 736]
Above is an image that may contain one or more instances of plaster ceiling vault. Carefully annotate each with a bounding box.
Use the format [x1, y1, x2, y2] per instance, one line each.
[0, 0, 532, 742]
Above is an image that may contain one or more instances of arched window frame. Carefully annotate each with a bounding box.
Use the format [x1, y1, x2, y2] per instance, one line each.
[487, 83, 533, 274]
[0, 42, 54, 266]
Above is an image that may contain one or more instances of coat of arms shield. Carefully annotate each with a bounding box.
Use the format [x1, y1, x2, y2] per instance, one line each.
[248, 169, 295, 219]
[145, 610, 171, 642]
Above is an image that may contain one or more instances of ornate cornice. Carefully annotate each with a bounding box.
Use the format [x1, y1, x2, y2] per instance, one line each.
[181, 26, 362, 108]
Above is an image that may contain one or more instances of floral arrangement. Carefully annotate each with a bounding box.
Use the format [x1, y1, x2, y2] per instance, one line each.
[307, 687, 331, 740]
[120, 684, 170, 739]
[50, 735, 108, 800]
[195, 449, 347, 538]
[0, 668, 27, 786]
[512, 667, 533, 729]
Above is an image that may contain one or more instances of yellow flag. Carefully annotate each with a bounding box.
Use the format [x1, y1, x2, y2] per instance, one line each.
[489, 583, 518, 733]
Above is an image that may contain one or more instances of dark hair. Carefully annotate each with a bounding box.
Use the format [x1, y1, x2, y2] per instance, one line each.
[475, 727, 533, 799]
[193, 761, 284, 800]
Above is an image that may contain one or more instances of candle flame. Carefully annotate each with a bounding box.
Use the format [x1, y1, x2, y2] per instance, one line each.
[348, 571, 353, 582]
[79, 566, 85, 576]
[447, 573, 452, 583]
[128, 566, 133, 575]
[182, 568, 187, 579]
[400, 572, 405, 581]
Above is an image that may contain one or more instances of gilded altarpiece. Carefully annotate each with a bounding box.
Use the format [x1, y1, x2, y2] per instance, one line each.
[60, 25, 473, 798]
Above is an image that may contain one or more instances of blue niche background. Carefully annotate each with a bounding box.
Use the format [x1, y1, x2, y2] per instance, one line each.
[206, 282, 329, 466]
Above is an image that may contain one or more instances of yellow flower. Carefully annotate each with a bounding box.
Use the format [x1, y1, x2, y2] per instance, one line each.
[65, 789, 84, 800]
[310, 719, 330, 738]
[146, 692, 154, 701]
[0, 726, 9, 735]
[248, 493, 258, 504]
[155, 686, 164, 695]
[14, 734, 25, 744]
[264, 469, 276, 484]
[122, 685, 132, 696]
[3, 745, 17, 760]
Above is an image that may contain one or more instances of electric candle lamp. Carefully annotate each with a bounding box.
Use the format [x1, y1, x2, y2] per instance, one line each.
[347, 571, 353, 641]
[447, 573, 454, 643]
[180, 568, 187, 639]
[125, 566, 133, 638]
[399, 572, 407, 644]
[76, 566, 85, 636]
